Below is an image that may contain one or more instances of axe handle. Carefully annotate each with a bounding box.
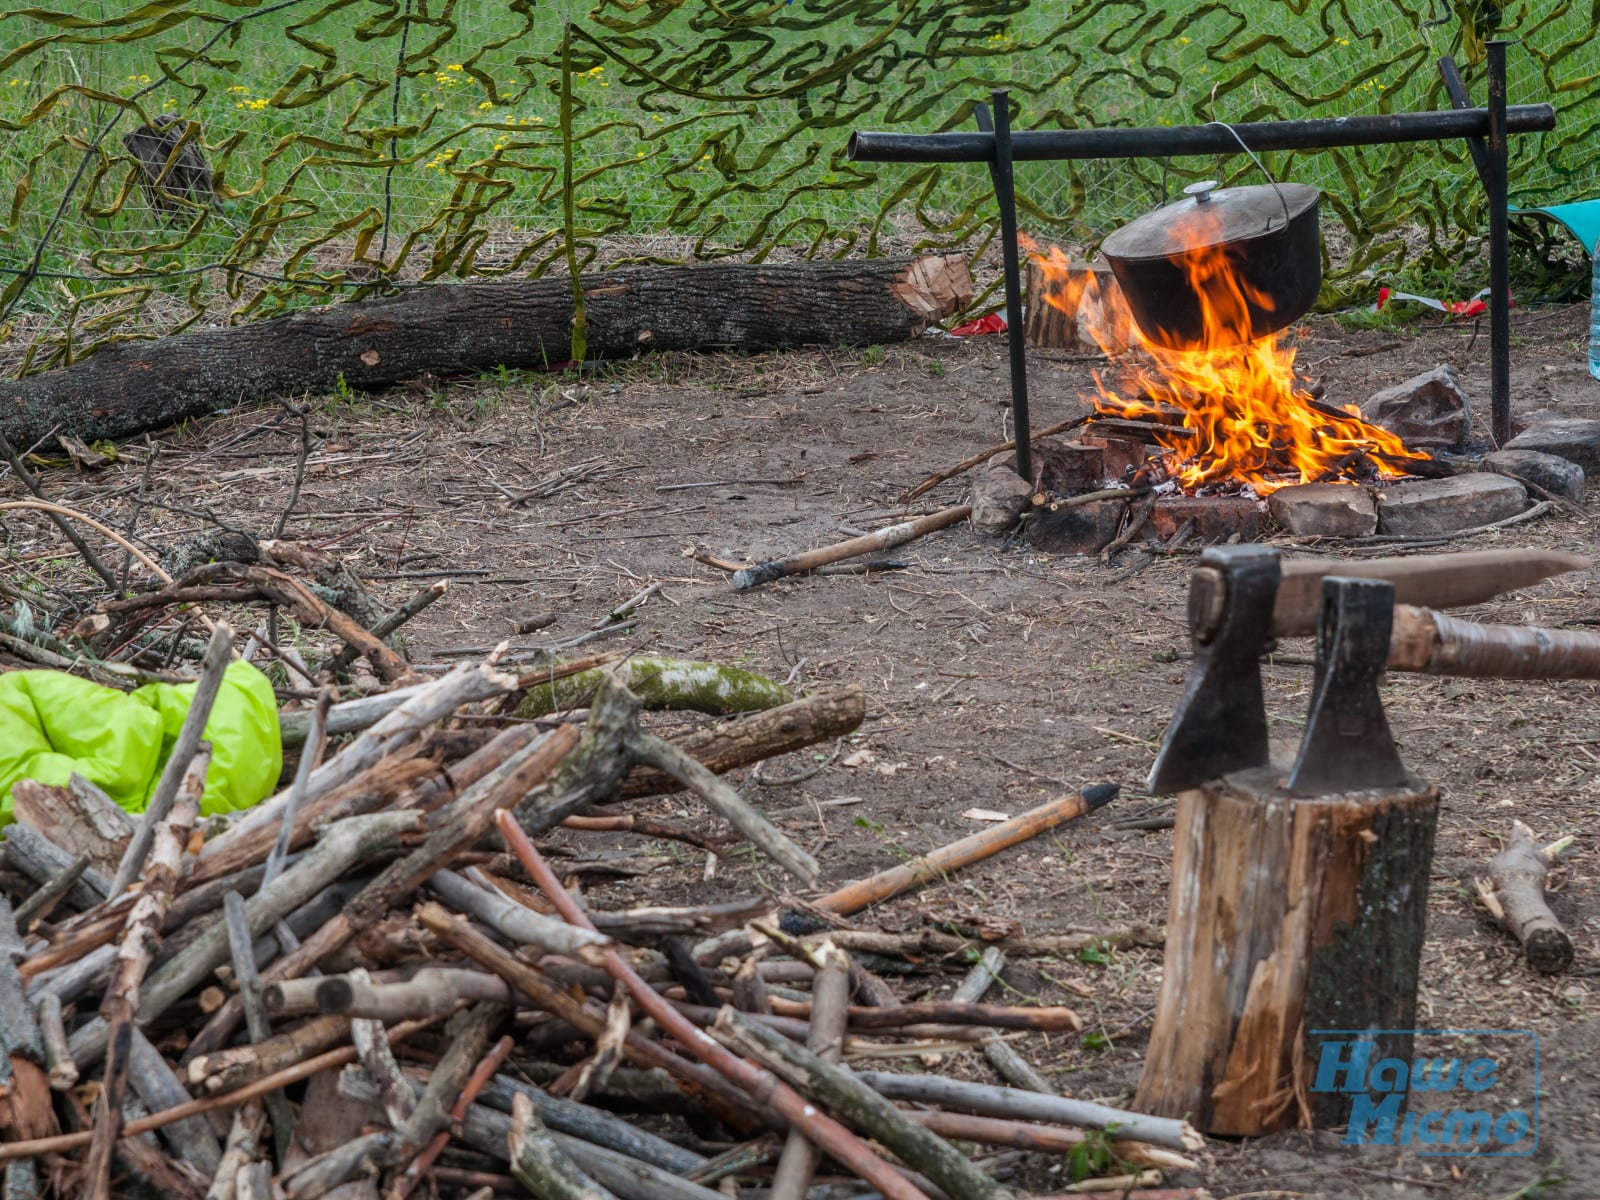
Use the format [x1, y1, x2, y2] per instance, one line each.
[1392, 606, 1600, 679]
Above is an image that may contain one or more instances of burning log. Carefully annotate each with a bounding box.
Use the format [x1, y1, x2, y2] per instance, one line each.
[1474, 822, 1574, 974]
[1135, 765, 1439, 1136]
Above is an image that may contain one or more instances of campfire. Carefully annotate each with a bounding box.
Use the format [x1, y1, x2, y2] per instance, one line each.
[1027, 238, 1432, 496]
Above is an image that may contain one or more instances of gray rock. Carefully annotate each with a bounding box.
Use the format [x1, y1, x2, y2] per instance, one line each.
[1360, 364, 1469, 450]
[1375, 473, 1527, 536]
[970, 464, 1034, 534]
[1503, 418, 1600, 479]
[1483, 449, 1586, 502]
[1267, 482, 1377, 537]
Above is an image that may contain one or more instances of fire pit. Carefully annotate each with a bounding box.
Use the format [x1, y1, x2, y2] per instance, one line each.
[1018, 236, 1443, 554]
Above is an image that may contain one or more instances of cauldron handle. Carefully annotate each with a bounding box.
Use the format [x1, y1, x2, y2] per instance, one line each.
[1203, 120, 1293, 229]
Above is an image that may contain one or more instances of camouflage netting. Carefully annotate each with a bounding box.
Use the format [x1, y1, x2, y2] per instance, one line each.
[1, 0, 1596, 374]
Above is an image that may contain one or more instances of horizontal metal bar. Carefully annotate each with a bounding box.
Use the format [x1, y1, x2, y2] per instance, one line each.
[847, 104, 1556, 164]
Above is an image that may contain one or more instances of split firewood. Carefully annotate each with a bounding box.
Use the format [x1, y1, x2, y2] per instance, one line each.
[10, 775, 132, 878]
[1474, 821, 1575, 974]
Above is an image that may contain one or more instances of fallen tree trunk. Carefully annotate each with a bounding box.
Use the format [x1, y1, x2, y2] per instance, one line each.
[0, 257, 973, 446]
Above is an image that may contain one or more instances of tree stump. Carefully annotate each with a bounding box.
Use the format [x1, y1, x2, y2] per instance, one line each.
[1135, 763, 1439, 1136]
[1023, 259, 1130, 354]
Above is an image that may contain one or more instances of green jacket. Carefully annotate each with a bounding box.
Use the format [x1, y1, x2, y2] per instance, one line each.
[0, 662, 282, 824]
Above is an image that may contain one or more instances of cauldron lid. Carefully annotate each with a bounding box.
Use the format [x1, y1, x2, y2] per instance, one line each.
[1102, 181, 1319, 262]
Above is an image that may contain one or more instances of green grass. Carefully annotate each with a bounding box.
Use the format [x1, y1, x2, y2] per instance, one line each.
[0, 0, 1597, 345]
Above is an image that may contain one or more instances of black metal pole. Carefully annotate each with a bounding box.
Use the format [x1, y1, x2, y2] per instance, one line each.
[847, 103, 1554, 164]
[1487, 41, 1511, 448]
[988, 89, 1033, 484]
[1437, 56, 1493, 194]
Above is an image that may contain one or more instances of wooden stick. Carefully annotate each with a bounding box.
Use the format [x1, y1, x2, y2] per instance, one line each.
[627, 732, 818, 885]
[900, 416, 1092, 503]
[0, 897, 52, 1151]
[127, 1027, 223, 1177]
[314, 967, 514, 1021]
[508, 1093, 619, 1200]
[617, 686, 864, 800]
[762, 997, 1080, 1032]
[110, 623, 231, 895]
[907, 1110, 1198, 1170]
[493, 812, 934, 1200]
[390, 1034, 515, 1200]
[817, 925, 1162, 961]
[206, 1104, 264, 1200]
[768, 939, 850, 1200]
[209, 661, 517, 858]
[12, 852, 91, 929]
[854, 1071, 1204, 1151]
[223, 892, 295, 1162]
[813, 784, 1118, 916]
[73, 810, 420, 1068]
[0, 1017, 439, 1163]
[264, 687, 331, 888]
[33, 994, 75, 1090]
[4, 818, 111, 915]
[84, 752, 205, 1200]
[426, 868, 610, 961]
[950, 948, 1057, 1093]
[186, 1013, 351, 1095]
[186, 724, 573, 1062]
[733, 505, 971, 590]
[352, 993, 417, 1127]
[328, 579, 448, 674]
[710, 1007, 1014, 1200]
[1474, 821, 1574, 974]
[417, 904, 760, 1124]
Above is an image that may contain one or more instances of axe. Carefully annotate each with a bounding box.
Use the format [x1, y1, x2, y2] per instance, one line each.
[1149, 546, 1594, 796]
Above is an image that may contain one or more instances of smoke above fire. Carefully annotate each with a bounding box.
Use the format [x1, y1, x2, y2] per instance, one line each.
[1024, 234, 1427, 494]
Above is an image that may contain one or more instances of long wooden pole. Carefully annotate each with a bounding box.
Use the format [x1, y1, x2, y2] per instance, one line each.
[812, 784, 1118, 917]
[733, 505, 971, 590]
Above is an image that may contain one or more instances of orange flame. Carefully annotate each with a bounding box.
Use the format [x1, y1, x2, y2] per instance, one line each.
[1025, 230, 1425, 494]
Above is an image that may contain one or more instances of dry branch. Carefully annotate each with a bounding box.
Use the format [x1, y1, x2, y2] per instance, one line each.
[1475, 821, 1574, 974]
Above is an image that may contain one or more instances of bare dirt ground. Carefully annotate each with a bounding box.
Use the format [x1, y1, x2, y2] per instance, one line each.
[8, 300, 1598, 1198]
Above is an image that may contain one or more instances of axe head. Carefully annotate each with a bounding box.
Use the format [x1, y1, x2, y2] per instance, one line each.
[1147, 545, 1281, 796]
[1286, 575, 1407, 796]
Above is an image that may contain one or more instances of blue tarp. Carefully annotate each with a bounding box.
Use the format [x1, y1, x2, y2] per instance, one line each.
[1513, 198, 1600, 255]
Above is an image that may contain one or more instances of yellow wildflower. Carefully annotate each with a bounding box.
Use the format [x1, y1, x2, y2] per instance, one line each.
[447, 64, 463, 71]
[227, 85, 250, 94]
[478, 100, 493, 110]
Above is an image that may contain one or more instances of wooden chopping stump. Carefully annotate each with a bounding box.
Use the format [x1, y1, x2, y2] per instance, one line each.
[1134, 763, 1439, 1136]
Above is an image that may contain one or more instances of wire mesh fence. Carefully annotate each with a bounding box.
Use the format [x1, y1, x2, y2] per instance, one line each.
[1, 0, 1596, 375]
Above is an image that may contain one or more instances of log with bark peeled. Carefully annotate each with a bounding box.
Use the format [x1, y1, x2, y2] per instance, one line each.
[0, 257, 972, 447]
[1474, 821, 1574, 974]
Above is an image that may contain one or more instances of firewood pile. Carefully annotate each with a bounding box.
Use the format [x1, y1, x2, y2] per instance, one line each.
[0, 530, 1207, 1200]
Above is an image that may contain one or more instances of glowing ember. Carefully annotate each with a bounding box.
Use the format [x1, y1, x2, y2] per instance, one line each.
[1025, 232, 1428, 494]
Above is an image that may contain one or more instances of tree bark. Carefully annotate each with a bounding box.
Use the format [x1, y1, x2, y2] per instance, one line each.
[0, 257, 972, 447]
[1134, 764, 1439, 1136]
